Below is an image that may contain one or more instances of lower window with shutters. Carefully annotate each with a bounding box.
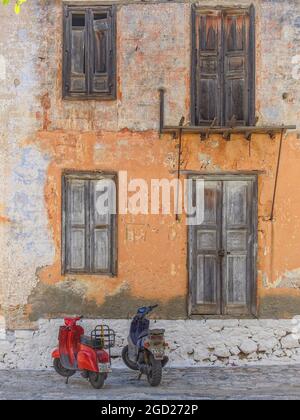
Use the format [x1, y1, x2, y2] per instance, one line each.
[62, 172, 117, 276]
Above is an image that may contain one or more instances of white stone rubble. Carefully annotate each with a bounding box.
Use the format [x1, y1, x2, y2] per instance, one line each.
[0, 319, 299, 369]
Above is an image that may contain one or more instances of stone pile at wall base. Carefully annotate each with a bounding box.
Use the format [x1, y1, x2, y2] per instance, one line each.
[0, 319, 300, 370]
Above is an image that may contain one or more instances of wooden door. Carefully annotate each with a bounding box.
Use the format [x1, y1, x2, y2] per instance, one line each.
[189, 175, 257, 316]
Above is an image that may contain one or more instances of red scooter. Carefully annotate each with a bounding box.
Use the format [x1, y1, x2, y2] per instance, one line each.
[52, 316, 115, 389]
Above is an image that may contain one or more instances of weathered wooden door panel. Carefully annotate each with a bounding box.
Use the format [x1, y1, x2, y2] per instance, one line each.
[222, 180, 253, 315]
[190, 180, 222, 315]
[189, 175, 257, 317]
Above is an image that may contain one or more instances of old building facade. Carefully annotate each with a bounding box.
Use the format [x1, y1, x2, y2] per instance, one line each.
[0, 0, 300, 368]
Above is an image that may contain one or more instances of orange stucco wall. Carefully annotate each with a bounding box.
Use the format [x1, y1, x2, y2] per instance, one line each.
[21, 128, 300, 323]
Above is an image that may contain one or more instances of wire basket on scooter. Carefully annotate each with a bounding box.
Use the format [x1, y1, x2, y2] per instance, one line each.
[91, 325, 116, 350]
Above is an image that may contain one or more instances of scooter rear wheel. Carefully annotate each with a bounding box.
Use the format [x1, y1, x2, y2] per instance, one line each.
[89, 372, 106, 389]
[147, 356, 162, 387]
[122, 345, 139, 371]
[53, 358, 76, 378]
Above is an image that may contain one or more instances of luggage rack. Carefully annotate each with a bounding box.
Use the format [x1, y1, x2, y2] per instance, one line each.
[91, 325, 116, 351]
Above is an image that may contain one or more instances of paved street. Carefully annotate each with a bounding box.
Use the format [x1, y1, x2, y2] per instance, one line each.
[1, 366, 300, 400]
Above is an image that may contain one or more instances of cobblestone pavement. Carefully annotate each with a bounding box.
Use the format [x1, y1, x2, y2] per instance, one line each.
[1, 366, 300, 400]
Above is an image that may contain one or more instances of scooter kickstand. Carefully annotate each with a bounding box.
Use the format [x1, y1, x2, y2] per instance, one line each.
[137, 372, 143, 381]
[65, 376, 70, 385]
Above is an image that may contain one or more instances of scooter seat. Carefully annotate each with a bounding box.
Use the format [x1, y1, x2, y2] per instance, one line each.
[81, 335, 103, 349]
[81, 335, 93, 347]
[138, 329, 149, 340]
[149, 329, 165, 335]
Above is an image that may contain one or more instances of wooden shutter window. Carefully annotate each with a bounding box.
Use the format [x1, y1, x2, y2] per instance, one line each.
[192, 6, 255, 127]
[63, 5, 116, 100]
[63, 173, 117, 276]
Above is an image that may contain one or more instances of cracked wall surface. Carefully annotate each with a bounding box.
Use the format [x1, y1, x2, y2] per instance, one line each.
[0, 0, 300, 348]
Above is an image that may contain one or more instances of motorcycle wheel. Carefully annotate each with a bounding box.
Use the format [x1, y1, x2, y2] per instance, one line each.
[122, 345, 139, 371]
[53, 358, 76, 378]
[89, 372, 106, 390]
[147, 356, 162, 387]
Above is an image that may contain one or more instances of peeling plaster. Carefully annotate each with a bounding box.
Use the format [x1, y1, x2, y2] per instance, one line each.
[266, 269, 300, 290]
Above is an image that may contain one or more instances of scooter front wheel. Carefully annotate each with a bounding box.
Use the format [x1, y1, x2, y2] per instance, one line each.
[89, 372, 106, 389]
[122, 345, 139, 371]
[53, 358, 76, 378]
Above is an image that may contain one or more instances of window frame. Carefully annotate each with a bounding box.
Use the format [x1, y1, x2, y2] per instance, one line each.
[62, 3, 117, 101]
[191, 4, 256, 127]
[62, 171, 118, 277]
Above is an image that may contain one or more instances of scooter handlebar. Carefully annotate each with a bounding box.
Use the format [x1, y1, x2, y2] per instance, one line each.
[137, 305, 159, 316]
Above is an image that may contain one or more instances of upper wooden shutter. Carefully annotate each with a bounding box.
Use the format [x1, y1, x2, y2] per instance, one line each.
[223, 9, 250, 126]
[192, 6, 255, 127]
[64, 10, 87, 96]
[194, 10, 222, 126]
[90, 10, 114, 96]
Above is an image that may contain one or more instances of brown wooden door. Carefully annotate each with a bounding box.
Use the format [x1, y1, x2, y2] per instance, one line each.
[189, 175, 257, 316]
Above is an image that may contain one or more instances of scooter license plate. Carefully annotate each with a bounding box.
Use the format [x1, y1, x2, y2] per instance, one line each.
[98, 363, 112, 373]
[151, 347, 165, 360]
